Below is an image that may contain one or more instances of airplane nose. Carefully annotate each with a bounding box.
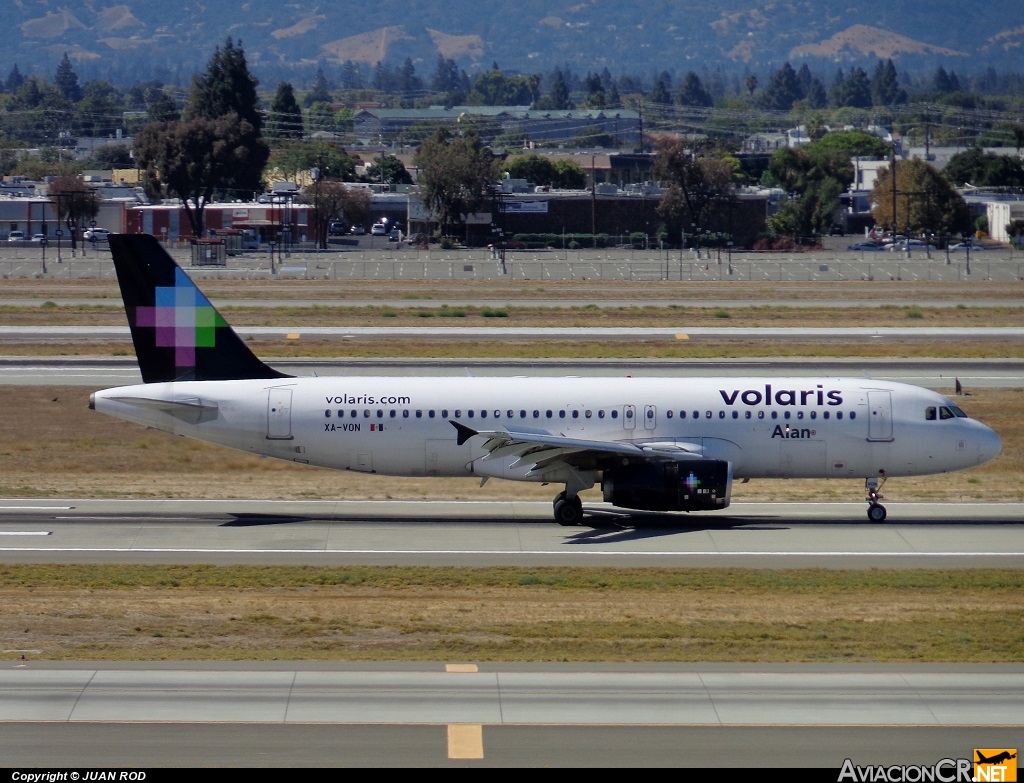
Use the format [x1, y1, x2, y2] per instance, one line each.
[978, 425, 1002, 464]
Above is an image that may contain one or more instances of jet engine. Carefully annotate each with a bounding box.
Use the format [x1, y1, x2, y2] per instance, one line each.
[602, 460, 732, 512]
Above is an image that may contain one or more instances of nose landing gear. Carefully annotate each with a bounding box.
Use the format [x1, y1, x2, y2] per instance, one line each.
[865, 472, 887, 522]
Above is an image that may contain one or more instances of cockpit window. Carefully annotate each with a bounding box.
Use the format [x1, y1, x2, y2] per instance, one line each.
[948, 405, 968, 418]
[925, 406, 936, 421]
[939, 407, 955, 420]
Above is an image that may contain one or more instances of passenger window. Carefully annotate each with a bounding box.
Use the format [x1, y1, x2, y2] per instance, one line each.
[823, 411, 829, 420]
[771, 411, 778, 419]
[572, 410, 580, 419]
[546, 410, 553, 418]
[363, 410, 370, 418]
[598, 410, 605, 419]
[455, 410, 462, 418]
[744, 411, 751, 419]
[797, 411, 804, 419]
[403, 410, 409, 418]
[416, 410, 423, 418]
[442, 409, 449, 417]
[757, 411, 764, 419]
[585, 410, 592, 418]
[732, 411, 738, 419]
[666, 410, 673, 419]
[718, 411, 725, 419]
[809, 411, 816, 420]
[837, 411, 843, 420]
[377, 410, 384, 418]
[533, 410, 540, 418]
[558, 410, 565, 418]
[389, 410, 397, 418]
[784, 411, 791, 420]
[520, 410, 526, 418]
[680, 411, 686, 419]
[325, 410, 331, 418]
[611, 410, 618, 419]
[706, 411, 712, 419]
[850, 411, 856, 420]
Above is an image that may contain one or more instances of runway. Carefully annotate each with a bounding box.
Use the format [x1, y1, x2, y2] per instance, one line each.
[1, 499, 1023, 567]
[0, 664, 1020, 767]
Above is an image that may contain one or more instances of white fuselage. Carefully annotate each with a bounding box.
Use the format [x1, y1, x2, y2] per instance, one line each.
[91, 375, 1001, 485]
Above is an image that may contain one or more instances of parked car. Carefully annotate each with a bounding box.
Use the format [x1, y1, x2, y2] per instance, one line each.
[84, 228, 111, 241]
[7, 230, 24, 242]
[328, 221, 346, 236]
[887, 239, 936, 252]
[948, 242, 986, 252]
[388, 228, 402, 242]
[371, 222, 388, 236]
[846, 241, 885, 251]
[350, 225, 366, 235]
[31, 233, 46, 243]
[828, 224, 844, 236]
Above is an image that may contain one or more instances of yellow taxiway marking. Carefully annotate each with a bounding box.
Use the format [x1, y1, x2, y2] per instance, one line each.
[446, 664, 479, 673]
[286, 333, 300, 340]
[675, 333, 689, 340]
[448, 724, 484, 759]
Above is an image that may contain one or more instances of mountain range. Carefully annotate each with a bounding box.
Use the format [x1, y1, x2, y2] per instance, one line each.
[6, 1, 1024, 87]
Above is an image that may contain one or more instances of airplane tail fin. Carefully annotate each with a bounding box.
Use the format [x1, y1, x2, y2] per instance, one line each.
[108, 234, 291, 383]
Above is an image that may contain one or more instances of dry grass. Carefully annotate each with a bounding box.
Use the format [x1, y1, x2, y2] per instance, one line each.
[1, 568, 1021, 661]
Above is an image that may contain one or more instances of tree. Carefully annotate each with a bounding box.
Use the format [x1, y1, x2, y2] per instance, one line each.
[653, 136, 734, 236]
[183, 38, 262, 133]
[870, 157, 969, 234]
[304, 180, 373, 247]
[677, 72, 712, 108]
[364, 154, 413, 186]
[759, 63, 802, 111]
[502, 153, 557, 187]
[548, 69, 570, 110]
[48, 175, 98, 251]
[305, 68, 332, 108]
[833, 67, 872, 109]
[944, 148, 1024, 188]
[54, 53, 82, 103]
[813, 131, 891, 159]
[414, 127, 498, 237]
[134, 115, 269, 237]
[552, 159, 587, 189]
[267, 82, 304, 139]
[871, 59, 906, 106]
[768, 145, 854, 237]
[146, 90, 180, 123]
[649, 73, 671, 105]
[86, 143, 135, 170]
[5, 64, 24, 94]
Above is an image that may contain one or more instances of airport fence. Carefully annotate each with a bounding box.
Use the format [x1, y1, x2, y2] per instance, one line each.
[1, 243, 1022, 283]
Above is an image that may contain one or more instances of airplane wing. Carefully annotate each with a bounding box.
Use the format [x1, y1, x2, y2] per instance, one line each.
[450, 420, 705, 475]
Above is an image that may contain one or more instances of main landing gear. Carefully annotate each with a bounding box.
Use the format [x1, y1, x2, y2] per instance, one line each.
[865, 472, 887, 522]
[553, 491, 584, 526]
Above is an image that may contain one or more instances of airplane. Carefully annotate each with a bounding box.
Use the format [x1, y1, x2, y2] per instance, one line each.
[976, 751, 1017, 765]
[90, 234, 1002, 525]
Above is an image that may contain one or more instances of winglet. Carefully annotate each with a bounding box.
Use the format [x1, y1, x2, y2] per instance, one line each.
[450, 420, 478, 446]
[108, 234, 291, 383]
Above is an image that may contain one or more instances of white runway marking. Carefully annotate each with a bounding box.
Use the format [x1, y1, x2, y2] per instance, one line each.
[0, 547, 1022, 557]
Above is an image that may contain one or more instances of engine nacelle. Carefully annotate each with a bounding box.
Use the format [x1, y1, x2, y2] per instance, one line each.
[602, 460, 732, 512]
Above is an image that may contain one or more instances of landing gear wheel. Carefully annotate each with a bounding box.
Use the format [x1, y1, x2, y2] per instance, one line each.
[553, 492, 584, 526]
[867, 503, 887, 522]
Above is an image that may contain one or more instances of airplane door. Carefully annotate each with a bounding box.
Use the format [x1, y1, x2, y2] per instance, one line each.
[867, 391, 894, 442]
[622, 405, 636, 431]
[643, 405, 657, 430]
[266, 388, 294, 440]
